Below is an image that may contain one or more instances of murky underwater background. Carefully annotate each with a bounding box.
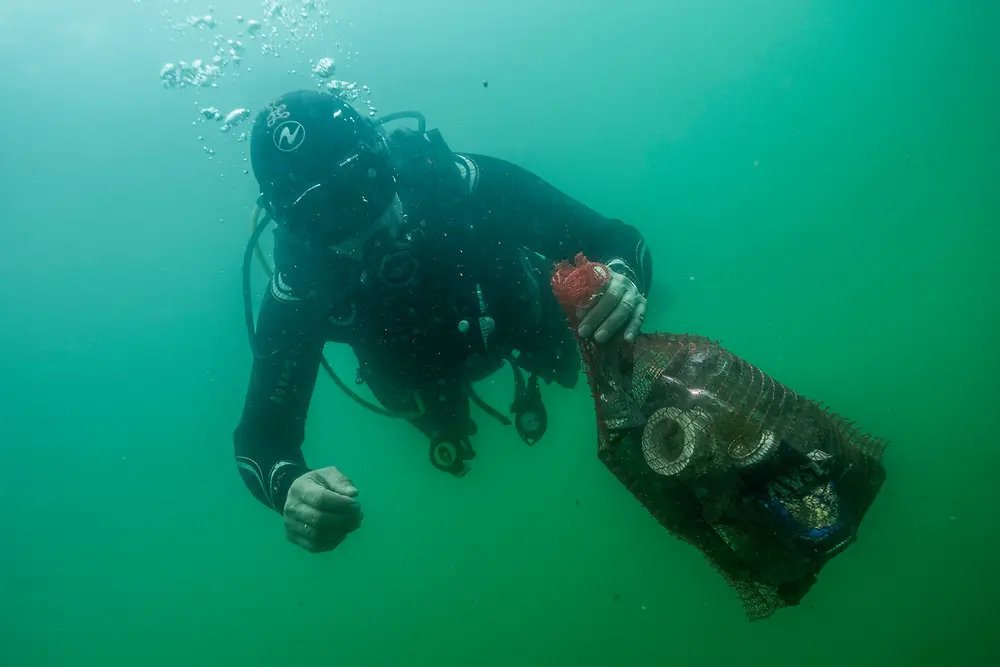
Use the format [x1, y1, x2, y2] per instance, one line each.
[1, 1, 998, 665]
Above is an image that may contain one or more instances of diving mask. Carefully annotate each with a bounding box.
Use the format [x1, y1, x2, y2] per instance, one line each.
[330, 195, 405, 261]
[268, 146, 397, 248]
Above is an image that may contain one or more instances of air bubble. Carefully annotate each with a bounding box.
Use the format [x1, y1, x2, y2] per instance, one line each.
[312, 56, 336, 78]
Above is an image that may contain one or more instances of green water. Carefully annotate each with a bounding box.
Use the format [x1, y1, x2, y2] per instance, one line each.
[1, 1, 997, 665]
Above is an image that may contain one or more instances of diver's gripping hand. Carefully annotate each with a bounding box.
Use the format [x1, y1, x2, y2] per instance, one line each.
[283, 467, 364, 553]
[575, 269, 646, 344]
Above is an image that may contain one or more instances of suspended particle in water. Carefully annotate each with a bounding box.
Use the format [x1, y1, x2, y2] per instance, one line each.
[482, 79, 488, 88]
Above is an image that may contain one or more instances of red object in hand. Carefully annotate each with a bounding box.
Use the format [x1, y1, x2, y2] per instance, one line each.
[551, 253, 612, 329]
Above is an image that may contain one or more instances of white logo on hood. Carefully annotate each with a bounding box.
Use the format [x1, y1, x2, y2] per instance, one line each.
[273, 120, 305, 152]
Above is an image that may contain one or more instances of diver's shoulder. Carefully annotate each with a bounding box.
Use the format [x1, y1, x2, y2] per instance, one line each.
[452, 153, 482, 196]
[453, 152, 527, 196]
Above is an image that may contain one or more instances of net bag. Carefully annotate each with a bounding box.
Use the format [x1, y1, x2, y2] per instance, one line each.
[551, 254, 887, 620]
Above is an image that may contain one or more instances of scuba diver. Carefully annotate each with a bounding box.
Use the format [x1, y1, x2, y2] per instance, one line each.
[234, 89, 653, 553]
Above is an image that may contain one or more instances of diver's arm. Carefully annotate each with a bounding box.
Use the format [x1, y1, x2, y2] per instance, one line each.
[232, 283, 325, 514]
[464, 153, 653, 296]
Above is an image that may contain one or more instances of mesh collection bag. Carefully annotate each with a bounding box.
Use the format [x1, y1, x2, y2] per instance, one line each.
[551, 254, 887, 620]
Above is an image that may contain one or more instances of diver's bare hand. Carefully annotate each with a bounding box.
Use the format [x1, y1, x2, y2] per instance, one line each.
[576, 270, 646, 344]
[283, 467, 363, 553]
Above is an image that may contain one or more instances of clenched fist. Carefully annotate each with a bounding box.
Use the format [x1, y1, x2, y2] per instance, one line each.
[283, 467, 364, 553]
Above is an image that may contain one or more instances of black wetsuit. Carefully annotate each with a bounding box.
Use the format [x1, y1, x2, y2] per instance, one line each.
[233, 150, 653, 512]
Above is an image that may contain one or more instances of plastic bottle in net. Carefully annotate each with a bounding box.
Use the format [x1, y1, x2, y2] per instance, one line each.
[551, 254, 887, 620]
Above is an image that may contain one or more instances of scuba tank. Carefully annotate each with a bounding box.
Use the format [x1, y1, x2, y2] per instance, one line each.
[377, 111, 469, 210]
